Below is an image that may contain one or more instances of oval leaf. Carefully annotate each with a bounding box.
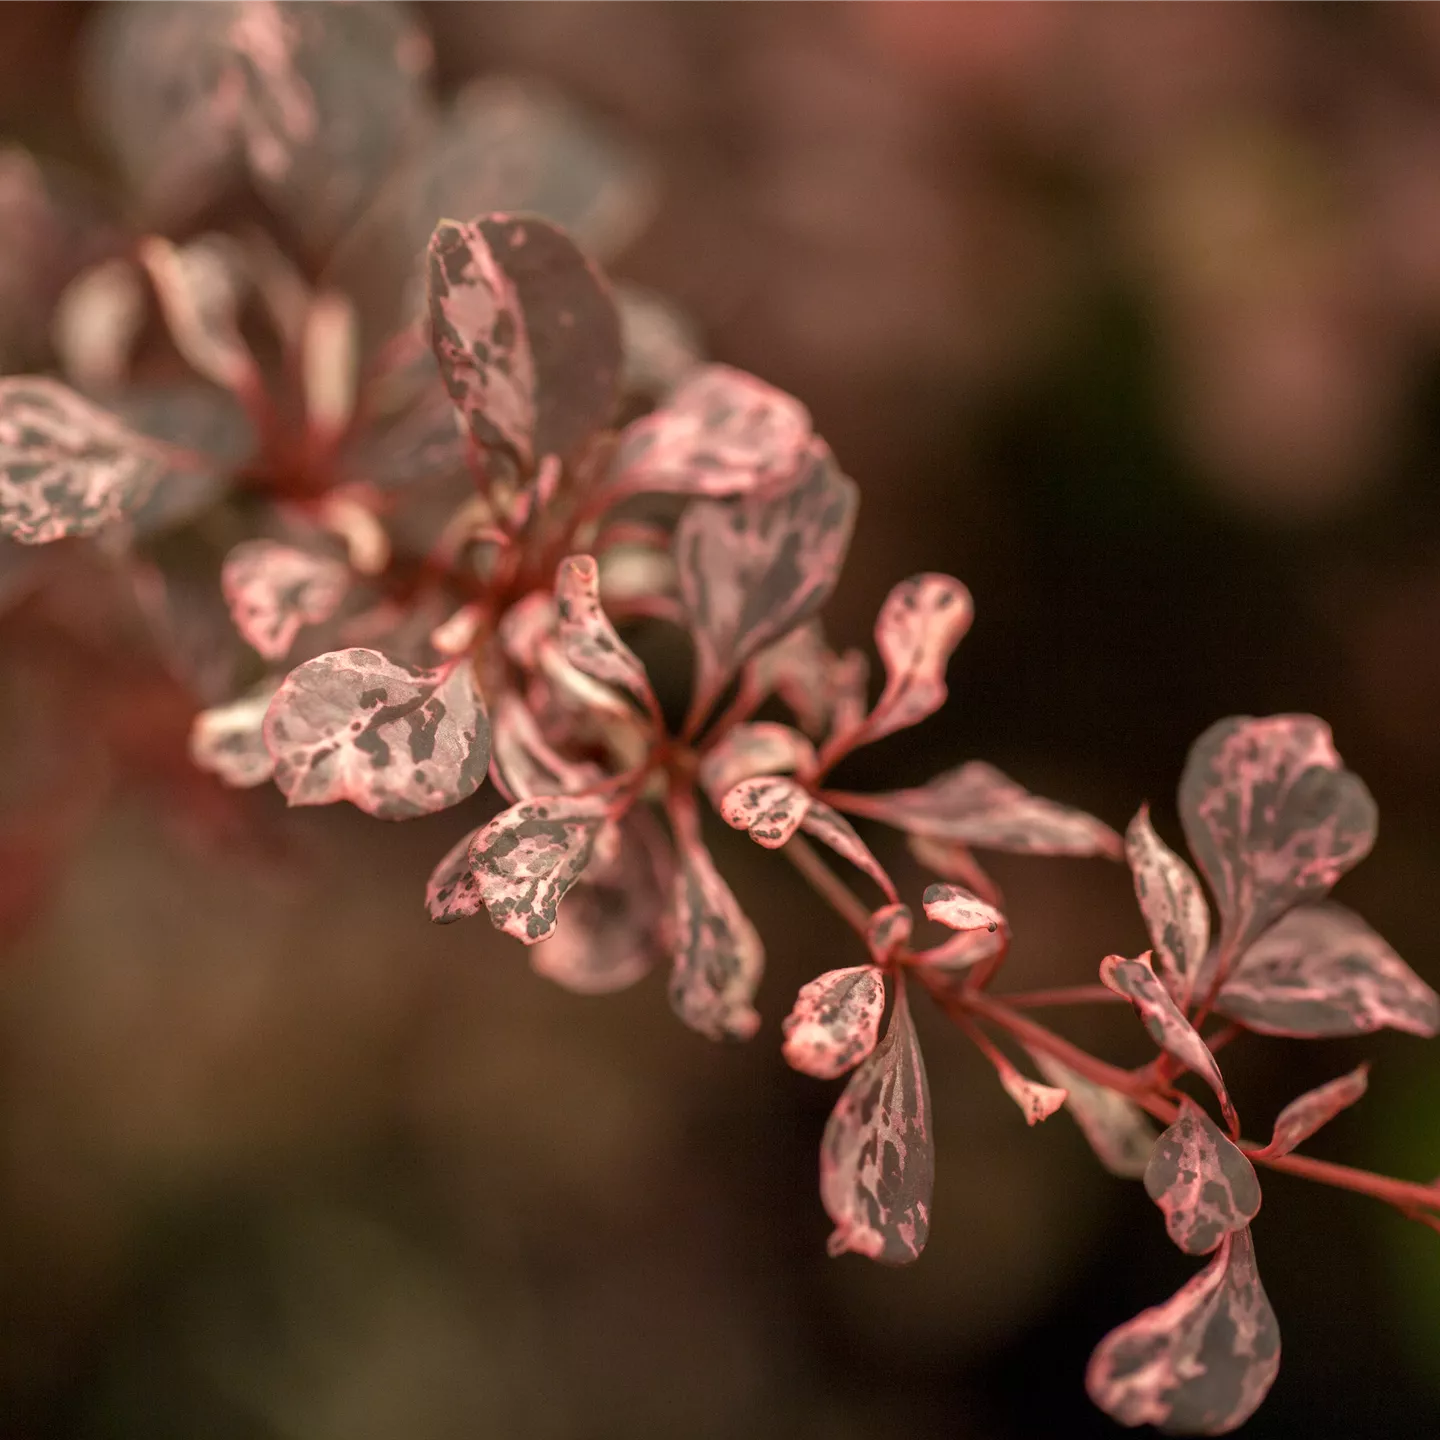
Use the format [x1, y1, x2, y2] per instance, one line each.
[720, 775, 810, 850]
[1262, 1064, 1369, 1159]
[1086, 1229, 1280, 1435]
[820, 980, 933, 1264]
[264, 649, 490, 820]
[1127, 804, 1211, 1012]
[188, 680, 281, 789]
[1028, 1050, 1158, 1179]
[554, 553, 655, 712]
[221, 539, 349, 661]
[782, 965, 886, 1079]
[697, 722, 816, 809]
[922, 882, 1003, 935]
[1145, 1097, 1262, 1255]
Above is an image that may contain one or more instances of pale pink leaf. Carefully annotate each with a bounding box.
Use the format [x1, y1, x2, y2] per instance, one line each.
[613, 364, 812, 496]
[0, 377, 172, 543]
[138, 235, 256, 394]
[1145, 1097, 1262, 1256]
[865, 903, 913, 963]
[984, 1045, 1068, 1126]
[1127, 804, 1211, 1011]
[697, 722, 815, 809]
[720, 775, 811, 850]
[744, 622, 834, 738]
[860, 574, 973, 742]
[221, 539, 349, 661]
[1215, 903, 1440, 1038]
[1179, 715, 1377, 973]
[1262, 1064, 1369, 1158]
[676, 441, 858, 701]
[799, 802, 898, 902]
[1086, 1229, 1280, 1435]
[617, 282, 704, 398]
[188, 679, 281, 789]
[909, 923, 1008, 976]
[1027, 1050, 1158, 1179]
[922, 882, 1004, 935]
[554, 554, 655, 712]
[782, 965, 886, 1079]
[1099, 953, 1238, 1135]
[489, 694, 601, 802]
[907, 835, 1004, 906]
[263, 649, 490, 820]
[820, 980, 933, 1264]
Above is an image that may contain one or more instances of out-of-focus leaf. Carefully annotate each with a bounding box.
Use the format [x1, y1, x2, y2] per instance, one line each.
[189, 677, 282, 788]
[1127, 804, 1211, 1011]
[697, 721, 815, 809]
[865, 902, 913, 963]
[798, 803, 897, 901]
[782, 965, 886, 1080]
[1261, 1064, 1369, 1158]
[617, 282, 704, 398]
[489, 693, 600, 802]
[221, 539, 349, 661]
[1145, 1097, 1261, 1256]
[139, 235, 257, 394]
[51, 257, 147, 394]
[1028, 1050, 1158, 1179]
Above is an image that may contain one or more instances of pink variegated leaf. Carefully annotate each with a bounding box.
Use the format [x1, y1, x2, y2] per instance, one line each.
[745, 622, 834, 738]
[489, 694, 600, 802]
[429, 602, 483, 658]
[426, 218, 536, 470]
[1127, 805, 1211, 1011]
[909, 923, 1007, 977]
[697, 722, 815, 809]
[221, 539, 349, 661]
[554, 554, 656, 712]
[426, 826, 484, 923]
[669, 829, 765, 1042]
[188, 678, 282, 789]
[720, 775, 811, 850]
[1216, 903, 1439, 1038]
[907, 835, 1004, 907]
[1086, 1229, 1280, 1435]
[799, 803, 899, 903]
[1261, 1064, 1369, 1159]
[499, 591, 556, 671]
[984, 1046, 1067, 1126]
[922, 882, 1004, 935]
[782, 965, 887, 1079]
[613, 364, 812, 496]
[1145, 1097, 1261, 1256]
[830, 760, 1122, 858]
[1179, 715, 1377, 972]
[859, 574, 973, 743]
[866, 903, 913, 963]
[820, 979, 933, 1264]
[0, 377, 178, 543]
[263, 649, 490, 820]
[468, 792, 612, 944]
[1099, 953, 1237, 1134]
[138, 235, 256, 395]
[1027, 1050, 1157, 1179]
[676, 441, 858, 701]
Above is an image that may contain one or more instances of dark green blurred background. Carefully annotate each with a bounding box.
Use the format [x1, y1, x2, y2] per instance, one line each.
[5, 4, 1440, 1437]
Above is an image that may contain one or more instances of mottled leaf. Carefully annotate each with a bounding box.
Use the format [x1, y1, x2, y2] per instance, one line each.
[1100, 953, 1237, 1134]
[1127, 804, 1211, 1011]
[1145, 1097, 1262, 1256]
[189, 679, 281, 789]
[922, 882, 1004, 935]
[1215, 903, 1440, 1038]
[697, 722, 815, 809]
[1086, 1229, 1280, 1435]
[995, 1062, 1068, 1126]
[866, 903, 913, 963]
[0, 377, 174, 543]
[721, 775, 810, 849]
[264, 649, 490, 819]
[676, 441, 859, 703]
[909, 922, 1008, 976]
[221, 539, 349, 660]
[1262, 1064, 1369, 1158]
[799, 803, 898, 902]
[782, 965, 887, 1079]
[426, 825, 483, 923]
[138, 235, 256, 394]
[554, 554, 655, 712]
[489, 693, 600, 802]
[820, 980, 933, 1264]
[744, 622, 836, 738]
[614, 364, 812, 497]
[468, 792, 612, 943]
[1179, 715, 1378, 974]
[1028, 1050, 1158, 1179]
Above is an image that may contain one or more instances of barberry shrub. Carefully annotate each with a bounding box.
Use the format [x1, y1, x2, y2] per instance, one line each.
[2, 4, 1439, 1433]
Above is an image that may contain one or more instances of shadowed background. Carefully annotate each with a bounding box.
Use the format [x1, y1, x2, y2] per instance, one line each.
[4, 4, 1440, 1437]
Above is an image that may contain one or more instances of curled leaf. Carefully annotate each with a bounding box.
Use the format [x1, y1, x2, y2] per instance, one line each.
[264, 649, 490, 820]
[799, 803, 898, 902]
[782, 965, 886, 1079]
[1215, 903, 1440, 1038]
[720, 775, 810, 849]
[1028, 1050, 1157, 1179]
[820, 980, 933, 1264]
[1145, 1097, 1262, 1255]
[865, 903, 913, 963]
[554, 554, 655, 712]
[489, 693, 600, 802]
[221, 539, 349, 661]
[697, 722, 815, 809]
[922, 882, 1003, 935]
[984, 1047, 1067, 1126]
[1086, 1229, 1280, 1435]
[189, 679, 282, 789]
[1262, 1064, 1369, 1158]
[138, 234, 256, 394]
[426, 825, 484, 923]
[1127, 804, 1210, 1011]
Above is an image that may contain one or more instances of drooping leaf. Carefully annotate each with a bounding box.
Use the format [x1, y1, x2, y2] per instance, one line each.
[1145, 1097, 1262, 1256]
[188, 679, 282, 789]
[1099, 953, 1238, 1134]
[1179, 715, 1378, 973]
[857, 574, 973, 743]
[820, 979, 933, 1264]
[697, 722, 816, 809]
[0, 377, 176, 543]
[263, 648, 490, 819]
[998, 1068, 1068, 1125]
[613, 364, 812, 497]
[426, 825, 484, 923]
[1215, 902, 1440, 1038]
[798, 803, 898, 902]
[782, 965, 887, 1079]
[1086, 1229, 1280, 1435]
[1262, 1064, 1369, 1159]
[865, 903, 913, 963]
[1126, 804, 1211, 1012]
[554, 554, 655, 712]
[1028, 1050, 1158, 1179]
[220, 539, 349, 661]
[467, 792, 612, 943]
[426, 218, 536, 470]
[922, 882, 1004, 935]
[720, 775, 811, 849]
[138, 235, 256, 394]
[676, 441, 859, 703]
[829, 760, 1122, 857]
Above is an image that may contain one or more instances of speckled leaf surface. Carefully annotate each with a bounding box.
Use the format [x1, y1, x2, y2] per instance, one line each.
[799, 803, 897, 902]
[188, 679, 281, 788]
[676, 442, 858, 702]
[720, 775, 811, 849]
[782, 965, 886, 1080]
[1029, 1051, 1157, 1179]
[221, 539, 349, 660]
[922, 882, 1004, 935]
[1145, 1098, 1261, 1255]
[0, 377, 173, 543]
[1179, 715, 1377, 972]
[820, 981, 933, 1264]
[614, 364, 812, 496]
[1262, 1064, 1369, 1158]
[1127, 805, 1211, 1012]
[264, 648, 489, 819]
[554, 554, 654, 711]
[425, 825, 484, 923]
[1087, 1229, 1280, 1435]
[996, 1064, 1068, 1126]
[865, 903, 913, 963]
[698, 722, 815, 809]
[1215, 902, 1439, 1038]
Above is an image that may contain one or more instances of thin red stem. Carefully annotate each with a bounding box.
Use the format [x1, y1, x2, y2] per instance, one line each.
[995, 984, 1124, 1009]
